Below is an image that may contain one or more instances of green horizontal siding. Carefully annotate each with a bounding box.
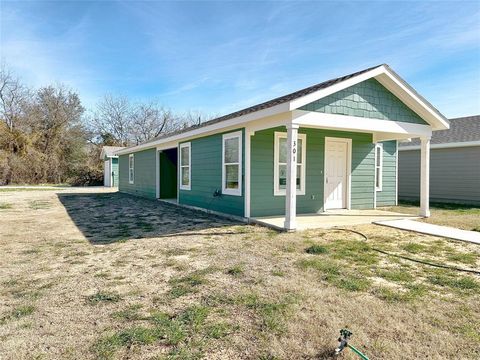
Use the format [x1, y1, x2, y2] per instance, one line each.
[179, 129, 245, 217]
[300, 78, 427, 125]
[250, 127, 374, 217]
[376, 140, 397, 206]
[119, 148, 157, 199]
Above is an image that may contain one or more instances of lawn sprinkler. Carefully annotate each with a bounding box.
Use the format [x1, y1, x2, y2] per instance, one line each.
[335, 329, 369, 359]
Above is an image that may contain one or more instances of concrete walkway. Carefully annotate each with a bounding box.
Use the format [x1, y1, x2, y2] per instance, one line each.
[253, 209, 418, 231]
[375, 219, 480, 244]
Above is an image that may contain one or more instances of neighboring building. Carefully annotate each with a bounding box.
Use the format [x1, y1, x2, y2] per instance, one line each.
[399, 115, 480, 205]
[115, 64, 449, 230]
[100, 146, 124, 187]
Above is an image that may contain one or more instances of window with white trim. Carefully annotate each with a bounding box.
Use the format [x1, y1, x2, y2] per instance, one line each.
[222, 131, 242, 196]
[274, 132, 306, 196]
[179, 142, 191, 190]
[128, 154, 134, 184]
[375, 143, 383, 191]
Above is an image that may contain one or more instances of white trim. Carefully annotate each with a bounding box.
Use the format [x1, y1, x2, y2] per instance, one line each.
[244, 128, 253, 217]
[273, 131, 306, 196]
[289, 66, 386, 110]
[395, 140, 399, 206]
[375, 143, 383, 191]
[284, 124, 300, 230]
[116, 65, 447, 157]
[156, 150, 160, 199]
[292, 111, 432, 139]
[399, 140, 480, 151]
[420, 137, 431, 217]
[128, 154, 134, 184]
[179, 142, 191, 191]
[222, 131, 243, 196]
[323, 137, 352, 210]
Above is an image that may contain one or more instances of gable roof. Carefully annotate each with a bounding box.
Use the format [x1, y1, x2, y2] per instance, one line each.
[100, 146, 125, 159]
[400, 115, 480, 147]
[116, 64, 448, 156]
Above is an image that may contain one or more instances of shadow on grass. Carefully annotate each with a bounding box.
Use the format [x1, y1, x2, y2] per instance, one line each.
[58, 192, 240, 245]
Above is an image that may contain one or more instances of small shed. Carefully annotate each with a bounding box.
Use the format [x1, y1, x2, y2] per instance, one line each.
[100, 146, 124, 187]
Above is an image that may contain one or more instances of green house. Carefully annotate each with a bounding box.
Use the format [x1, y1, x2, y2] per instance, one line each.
[115, 65, 449, 230]
[100, 146, 124, 187]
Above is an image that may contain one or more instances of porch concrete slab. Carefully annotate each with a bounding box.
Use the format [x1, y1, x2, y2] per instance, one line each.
[252, 209, 418, 231]
[375, 219, 480, 244]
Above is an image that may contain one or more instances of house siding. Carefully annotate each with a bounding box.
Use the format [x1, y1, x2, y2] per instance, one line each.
[119, 148, 157, 199]
[300, 78, 428, 125]
[376, 140, 397, 206]
[111, 158, 119, 187]
[179, 129, 245, 217]
[398, 146, 480, 205]
[250, 127, 374, 217]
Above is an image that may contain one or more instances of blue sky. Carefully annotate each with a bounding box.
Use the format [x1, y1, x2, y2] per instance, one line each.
[1, 1, 479, 118]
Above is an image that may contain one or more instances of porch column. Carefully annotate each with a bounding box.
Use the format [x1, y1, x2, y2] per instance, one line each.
[284, 124, 299, 230]
[420, 136, 430, 217]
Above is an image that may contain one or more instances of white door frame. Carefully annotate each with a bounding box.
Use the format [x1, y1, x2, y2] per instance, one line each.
[323, 137, 352, 210]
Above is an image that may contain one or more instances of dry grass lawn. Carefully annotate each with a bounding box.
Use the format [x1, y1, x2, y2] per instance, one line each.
[384, 202, 480, 231]
[0, 188, 479, 360]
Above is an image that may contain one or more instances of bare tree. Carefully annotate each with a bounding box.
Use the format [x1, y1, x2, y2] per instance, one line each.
[130, 101, 177, 144]
[91, 95, 132, 146]
[0, 66, 29, 131]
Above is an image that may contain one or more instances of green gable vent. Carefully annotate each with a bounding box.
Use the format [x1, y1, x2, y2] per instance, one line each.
[299, 78, 427, 125]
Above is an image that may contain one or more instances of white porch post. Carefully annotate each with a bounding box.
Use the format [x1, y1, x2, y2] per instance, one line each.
[284, 124, 299, 230]
[420, 136, 431, 217]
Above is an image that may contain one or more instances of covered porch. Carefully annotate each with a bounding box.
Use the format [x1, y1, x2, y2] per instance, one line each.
[252, 208, 419, 231]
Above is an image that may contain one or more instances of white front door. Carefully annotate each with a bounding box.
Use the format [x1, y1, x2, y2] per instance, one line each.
[104, 159, 111, 187]
[324, 138, 349, 209]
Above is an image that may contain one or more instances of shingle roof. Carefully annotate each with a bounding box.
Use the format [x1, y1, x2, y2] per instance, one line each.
[101, 146, 125, 158]
[140, 64, 383, 145]
[400, 115, 480, 146]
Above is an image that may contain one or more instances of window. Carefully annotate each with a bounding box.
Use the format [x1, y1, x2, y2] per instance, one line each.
[128, 154, 134, 184]
[179, 142, 191, 190]
[375, 143, 383, 191]
[274, 132, 306, 196]
[222, 131, 242, 196]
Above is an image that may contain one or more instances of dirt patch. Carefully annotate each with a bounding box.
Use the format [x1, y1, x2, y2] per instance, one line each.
[1, 188, 479, 359]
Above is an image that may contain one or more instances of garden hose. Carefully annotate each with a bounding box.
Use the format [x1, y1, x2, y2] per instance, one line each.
[334, 228, 480, 276]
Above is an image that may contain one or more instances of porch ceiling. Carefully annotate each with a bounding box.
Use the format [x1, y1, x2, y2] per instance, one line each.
[252, 209, 419, 231]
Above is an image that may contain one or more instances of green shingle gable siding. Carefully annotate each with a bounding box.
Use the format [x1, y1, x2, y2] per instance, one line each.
[179, 129, 245, 217]
[376, 140, 397, 207]
[111, 158, 119, 187]
[119, 148, 157, 199]
[300, 78, 428, 125]
[250, 127, 374, 217]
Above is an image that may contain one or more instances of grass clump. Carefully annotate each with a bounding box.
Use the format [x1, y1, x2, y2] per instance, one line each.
[373, 284, 427, 303]
[1, 305, 35, 324]
[236, 293, 296, 333]
[0, 202, 12, 210]
[168, 272, 207, 298]
[446, 252, 477, 265]
[112, 304, 144, 321]
[376, 269, 414, 283]
[29, 200, 51, 210]
[297, 258, 372, 292]
[226, 264, 244, 276]
[87, 291, 121, 304]
[305, 244, 328, 254]
[402, 242, 427, 254]
[428, 272, 479, 291]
